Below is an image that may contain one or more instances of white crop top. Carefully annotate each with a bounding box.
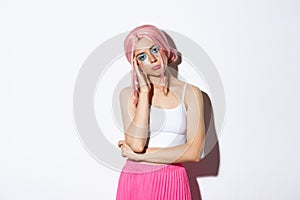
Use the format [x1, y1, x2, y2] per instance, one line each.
[147, 82, 188, 148]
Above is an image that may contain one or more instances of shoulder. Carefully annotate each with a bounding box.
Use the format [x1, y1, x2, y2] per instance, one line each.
[185, 83, 204, 108]
[119, 86, 135, 104]
[120, 86, 132, 96]
[186, 83, 203, 97]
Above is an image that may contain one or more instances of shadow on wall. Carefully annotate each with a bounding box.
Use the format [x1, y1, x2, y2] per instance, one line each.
[183, 92, 220, 200]
[164, 31, 220, 200]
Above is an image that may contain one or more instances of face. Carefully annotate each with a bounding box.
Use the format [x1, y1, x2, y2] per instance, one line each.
[133, 37, 167, 76]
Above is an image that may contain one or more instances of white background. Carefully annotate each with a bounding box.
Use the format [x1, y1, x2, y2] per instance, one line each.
[2, 0, 300, 199]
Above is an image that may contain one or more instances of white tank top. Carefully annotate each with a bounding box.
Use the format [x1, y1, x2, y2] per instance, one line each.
[147, 82, 188, 148]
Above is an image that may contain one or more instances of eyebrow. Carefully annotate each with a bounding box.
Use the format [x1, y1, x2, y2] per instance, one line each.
[134, 44, 156, 57]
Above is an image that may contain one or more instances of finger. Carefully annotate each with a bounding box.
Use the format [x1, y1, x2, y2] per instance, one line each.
[117, 141, 122, 147]
[121, 147, 128, 157]
[121, 143, 128, 150]
[134, 59, 151, 88]
[118, 140, 125, 147]
[121, 150, 126, 157]
[122, 144, 132, 153]
[121, 144, 127, 151]
[143, 71, 151, 88]
[133, 60, 147, 87]
[122, 143, 131, 149]
[133, 60, 143, 79]
[121, 146, 125, 155]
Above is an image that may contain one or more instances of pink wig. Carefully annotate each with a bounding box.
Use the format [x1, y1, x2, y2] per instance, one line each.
[124, 24, 178, 105]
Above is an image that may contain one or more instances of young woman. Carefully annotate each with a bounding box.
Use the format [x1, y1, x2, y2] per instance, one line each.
[116, 24, 205, 200]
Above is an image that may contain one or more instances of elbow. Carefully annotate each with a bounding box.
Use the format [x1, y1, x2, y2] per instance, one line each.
[131, 145, 145, 153]
[127, 142, 145, 153]
[125, 135, 146, 153]
[187, 152, 201, 162]
[193, 156, 201, 162]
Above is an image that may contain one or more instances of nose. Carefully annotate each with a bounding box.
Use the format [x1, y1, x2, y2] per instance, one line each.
[148, 52, 158, 63]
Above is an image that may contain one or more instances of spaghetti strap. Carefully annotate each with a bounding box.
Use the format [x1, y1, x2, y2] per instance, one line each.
[181, 82, 188, 103]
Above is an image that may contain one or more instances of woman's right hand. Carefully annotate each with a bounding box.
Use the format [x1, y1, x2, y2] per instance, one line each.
[133, 59, 152, 94]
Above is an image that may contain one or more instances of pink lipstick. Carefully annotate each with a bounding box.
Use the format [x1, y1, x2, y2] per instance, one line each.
[152, 65, 161, 70]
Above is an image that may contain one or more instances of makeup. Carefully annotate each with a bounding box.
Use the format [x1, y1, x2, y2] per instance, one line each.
[152, 65, 161, 70]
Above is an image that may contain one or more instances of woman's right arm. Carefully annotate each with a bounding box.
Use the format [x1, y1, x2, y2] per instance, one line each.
[119, 88, 150, 153]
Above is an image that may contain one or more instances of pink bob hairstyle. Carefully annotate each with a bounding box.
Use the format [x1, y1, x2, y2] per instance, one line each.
[124, 24, 178, 105]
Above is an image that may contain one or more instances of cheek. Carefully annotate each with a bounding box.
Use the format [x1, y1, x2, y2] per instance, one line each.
[136, 64, 147, 72]
[138, 59, 151, 66]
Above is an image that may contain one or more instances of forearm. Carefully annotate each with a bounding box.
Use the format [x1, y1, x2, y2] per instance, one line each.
[139, 143, 202, 164]
[125, 92, 150, 151]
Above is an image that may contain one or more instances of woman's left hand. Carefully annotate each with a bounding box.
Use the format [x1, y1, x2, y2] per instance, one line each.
[118, 140, 142, 161]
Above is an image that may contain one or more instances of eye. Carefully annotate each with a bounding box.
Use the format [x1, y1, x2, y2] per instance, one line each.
[137, 53, 148, 62]
[151, 46, 160, 54]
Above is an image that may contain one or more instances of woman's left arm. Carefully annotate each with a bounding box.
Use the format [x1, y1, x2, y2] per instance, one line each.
[120, 85, 205, 164]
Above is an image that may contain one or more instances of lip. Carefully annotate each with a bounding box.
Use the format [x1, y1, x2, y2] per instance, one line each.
[152, 65, 161, 70]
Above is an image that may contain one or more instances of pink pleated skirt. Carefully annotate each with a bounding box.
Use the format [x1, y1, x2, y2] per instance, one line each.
[116, 159, 191, 200]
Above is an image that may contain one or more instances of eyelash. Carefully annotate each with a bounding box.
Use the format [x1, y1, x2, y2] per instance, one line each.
[137, 46, 160, 62]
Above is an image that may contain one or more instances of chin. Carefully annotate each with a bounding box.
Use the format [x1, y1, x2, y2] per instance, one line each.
[148, 73, 161, 77]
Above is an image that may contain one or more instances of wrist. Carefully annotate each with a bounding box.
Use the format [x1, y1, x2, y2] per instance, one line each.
[135, 152, 145, 162]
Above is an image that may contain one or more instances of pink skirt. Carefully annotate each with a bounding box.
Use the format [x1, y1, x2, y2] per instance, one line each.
[116, 159, 191, 200]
